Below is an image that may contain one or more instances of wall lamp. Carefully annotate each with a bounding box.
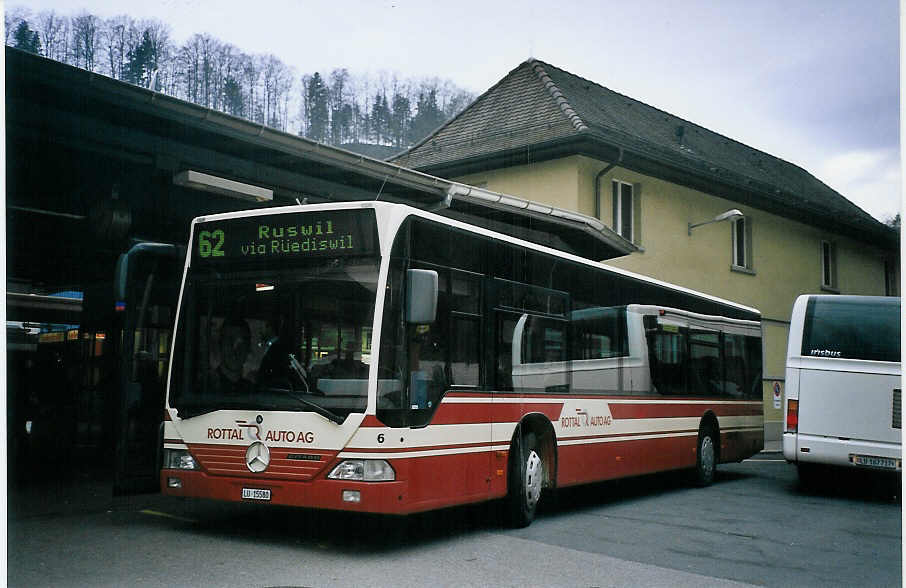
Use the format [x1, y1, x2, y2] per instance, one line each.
[173, 170, 273, 202]
[688, 209, 743, 236]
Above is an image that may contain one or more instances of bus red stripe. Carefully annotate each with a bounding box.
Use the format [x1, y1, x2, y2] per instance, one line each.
[430, 402, 562, 424]
[608, 403, 762, 419]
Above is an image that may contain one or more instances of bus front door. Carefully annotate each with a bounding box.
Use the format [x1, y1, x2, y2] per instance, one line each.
[113, 243, 183, 495]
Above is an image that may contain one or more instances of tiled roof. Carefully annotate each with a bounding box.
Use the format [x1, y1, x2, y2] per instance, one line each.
[394, 63, 580, 168]
[392, 59, 896, 247]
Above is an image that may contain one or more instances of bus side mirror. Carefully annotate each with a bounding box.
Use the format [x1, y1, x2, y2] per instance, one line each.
[406, 269, 438, 324]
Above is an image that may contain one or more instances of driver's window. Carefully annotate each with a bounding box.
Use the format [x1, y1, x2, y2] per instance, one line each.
[408, 272, 448, 427]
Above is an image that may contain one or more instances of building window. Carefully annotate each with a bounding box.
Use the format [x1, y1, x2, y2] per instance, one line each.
[612, 180, 634, 242]
[731, 216, 752, 270]
[821, 240, 837, 290]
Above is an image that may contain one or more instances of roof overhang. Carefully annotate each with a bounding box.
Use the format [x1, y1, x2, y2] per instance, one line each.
[438, 183, 636, 260]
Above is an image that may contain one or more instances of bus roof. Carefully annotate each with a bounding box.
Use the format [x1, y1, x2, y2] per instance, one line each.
[193, 201, 761, 318]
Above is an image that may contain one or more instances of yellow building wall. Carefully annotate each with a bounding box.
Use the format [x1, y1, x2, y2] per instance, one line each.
[453, 155, 893, 442]
[456, 158, 582, 211]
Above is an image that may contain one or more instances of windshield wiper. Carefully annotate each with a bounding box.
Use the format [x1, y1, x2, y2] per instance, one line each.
[259, 384, 346, 425]
[173, 400, 247, 420]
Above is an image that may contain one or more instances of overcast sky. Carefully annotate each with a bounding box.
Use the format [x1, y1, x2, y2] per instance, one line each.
[13, 0, 902, 222]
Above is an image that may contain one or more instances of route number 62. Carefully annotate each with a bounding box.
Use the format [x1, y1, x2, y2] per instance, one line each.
[198, 229, 225, 258]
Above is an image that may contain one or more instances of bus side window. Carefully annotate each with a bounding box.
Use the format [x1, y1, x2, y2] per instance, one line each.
[723, 334, 746, 397]
[689, 330, 721, 396]
[651, 324, 687, 395]
[495, 314, 519, 392]
[449, 273, 481, 387]
[744, 335, 763, 400]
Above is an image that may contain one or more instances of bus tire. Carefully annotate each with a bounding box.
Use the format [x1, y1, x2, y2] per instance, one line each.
[694, 428, 717, 486]
[507, 431, 543, 528]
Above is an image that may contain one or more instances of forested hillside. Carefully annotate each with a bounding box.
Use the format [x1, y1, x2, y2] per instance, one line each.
[6, 6, 475, 153]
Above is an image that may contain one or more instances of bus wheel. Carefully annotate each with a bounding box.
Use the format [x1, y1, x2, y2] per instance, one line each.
[507, 432, 543, 528]
[694, 429, 717, 486]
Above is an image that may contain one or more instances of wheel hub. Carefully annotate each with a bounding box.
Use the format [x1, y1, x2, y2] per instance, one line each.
[700, 435, 715, 473]
[524, 450, 542, 510]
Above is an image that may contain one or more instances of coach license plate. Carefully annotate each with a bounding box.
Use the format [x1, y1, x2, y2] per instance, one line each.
[851, 455, 900, 470]
[242, 488, 272, 501]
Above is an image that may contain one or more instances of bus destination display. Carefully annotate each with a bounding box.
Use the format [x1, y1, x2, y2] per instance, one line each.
[192, 209, 377, 263]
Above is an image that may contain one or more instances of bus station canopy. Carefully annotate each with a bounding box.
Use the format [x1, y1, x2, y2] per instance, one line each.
[6, 47, 634, 298]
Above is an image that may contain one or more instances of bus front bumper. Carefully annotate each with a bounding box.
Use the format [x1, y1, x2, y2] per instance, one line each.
[161, 469, 411, 514]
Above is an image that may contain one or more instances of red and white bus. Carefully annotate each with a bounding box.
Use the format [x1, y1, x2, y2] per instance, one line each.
[161, 201, 763, 526]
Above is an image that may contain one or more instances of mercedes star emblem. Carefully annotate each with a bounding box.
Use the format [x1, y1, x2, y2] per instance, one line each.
[245, 441, 270, 473]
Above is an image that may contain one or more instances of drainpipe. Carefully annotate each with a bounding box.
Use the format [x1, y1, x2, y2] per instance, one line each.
[594, 148, 624, 220]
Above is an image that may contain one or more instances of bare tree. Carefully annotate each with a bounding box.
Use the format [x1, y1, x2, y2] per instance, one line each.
[178, 34, 203, 103]
[37, 11, 66, 61]
[197, 34, 217, 107]
[260, 54, 293, 130]
[242, 54, 262, 124]
[101, 15, 131, 80]
[142, 20, 171, 91]
[299, 73, 312, 137]
[71, 12, 99, 71]
[211, 42, 238, 112]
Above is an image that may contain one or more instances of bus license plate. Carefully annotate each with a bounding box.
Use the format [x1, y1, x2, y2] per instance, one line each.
[851, 455, 900, 470]
[242, 488, 271, 501]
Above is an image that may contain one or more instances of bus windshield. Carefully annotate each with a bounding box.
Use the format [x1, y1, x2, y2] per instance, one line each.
[168, 256, 380, 421]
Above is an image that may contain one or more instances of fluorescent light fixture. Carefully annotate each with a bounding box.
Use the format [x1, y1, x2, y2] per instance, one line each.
[174, 170, 273, 202]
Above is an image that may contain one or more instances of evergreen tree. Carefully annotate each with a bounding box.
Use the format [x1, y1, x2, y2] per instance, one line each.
[222, 75, 244, 117]
[370, 92, 390, 144]
[389, 92, 410, 148]
[332, 103, 353, 145]
[124, 29, 158, 87]
[13, 20, 42, 54]
[410, 88, 444, 144]
[305, 72, 329, 142]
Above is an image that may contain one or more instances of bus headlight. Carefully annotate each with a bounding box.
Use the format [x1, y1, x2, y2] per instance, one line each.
[328, 459, 395, 481]
[163, 448, 199, 470]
